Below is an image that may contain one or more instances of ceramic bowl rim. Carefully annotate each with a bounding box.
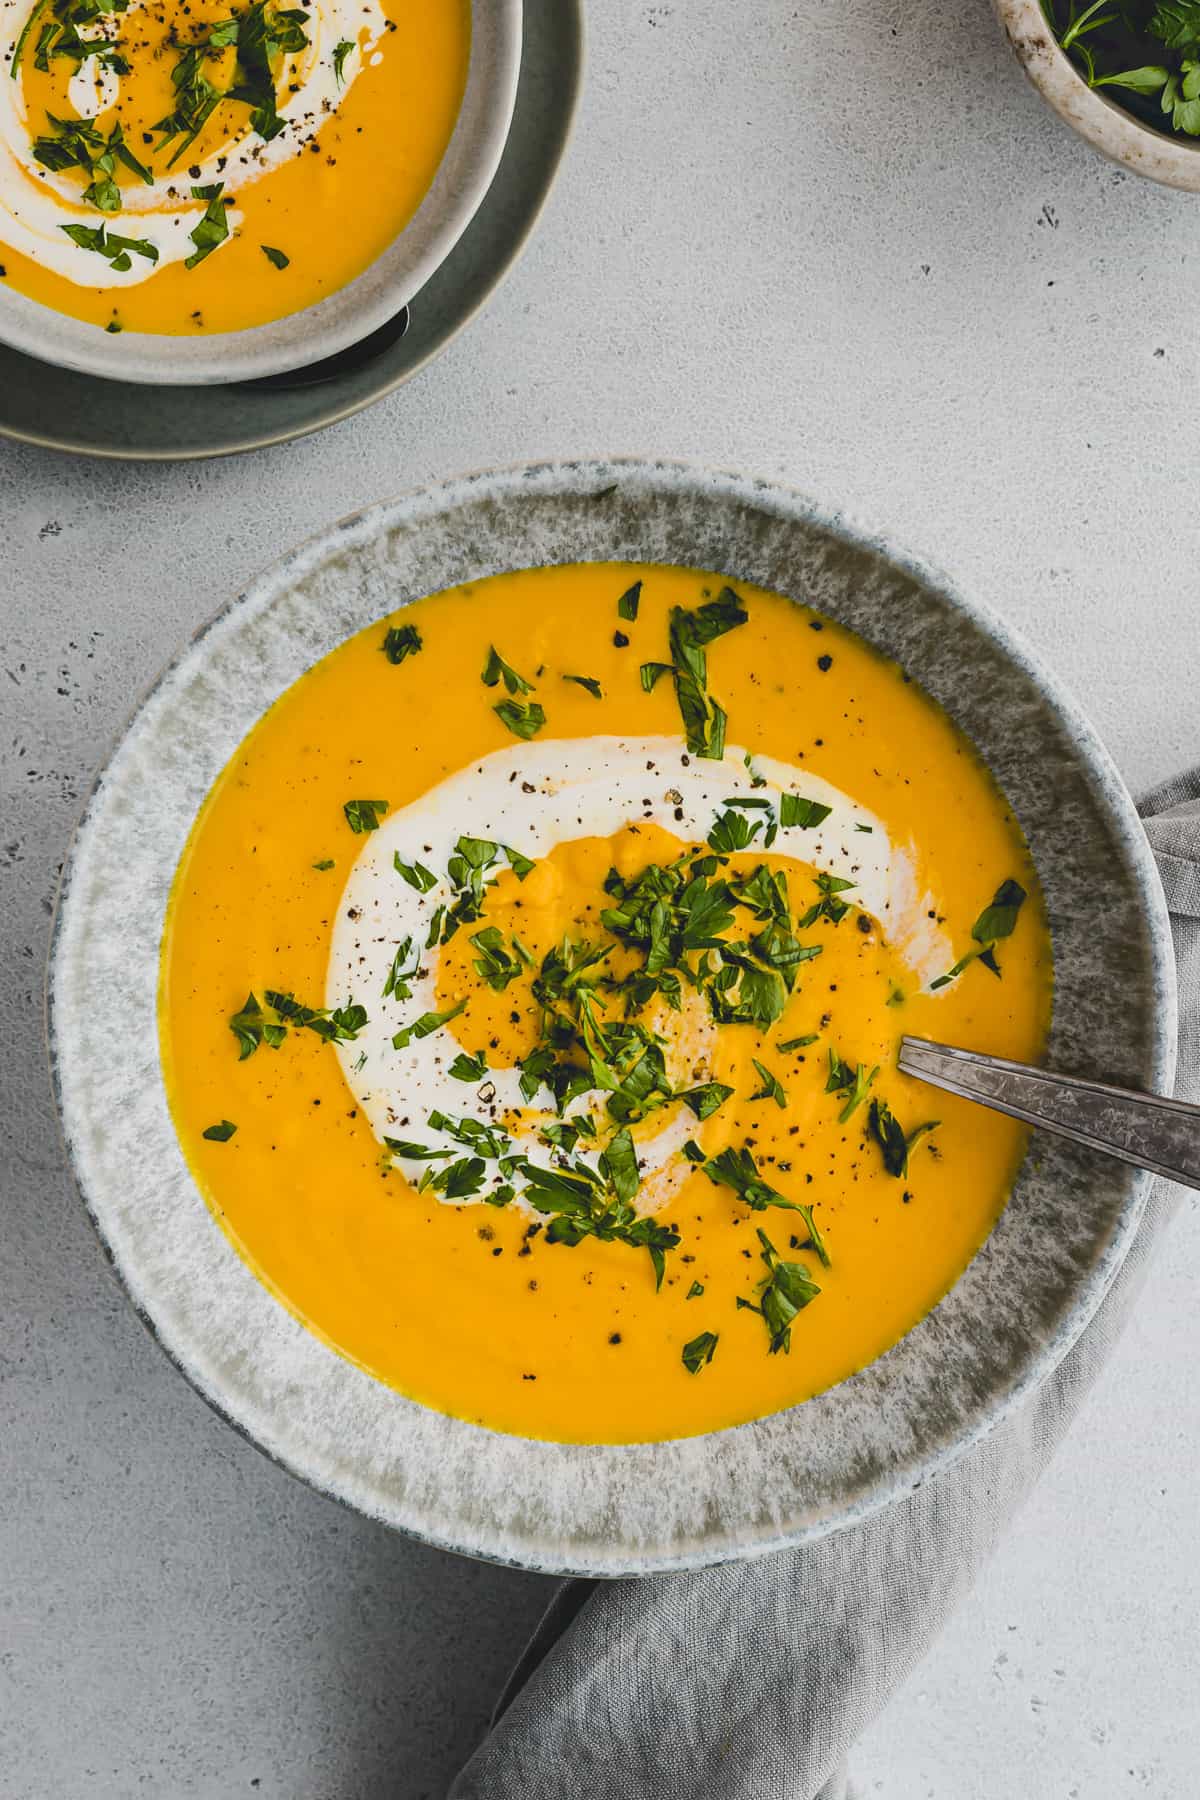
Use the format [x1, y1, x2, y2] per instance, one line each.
[45, 457, 1177, 1575]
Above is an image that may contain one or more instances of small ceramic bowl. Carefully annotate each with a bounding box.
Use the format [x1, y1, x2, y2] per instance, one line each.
[49, 461, 1175, 1576]
[0, 0, 522, 385]
[994, 0, 1200, 188]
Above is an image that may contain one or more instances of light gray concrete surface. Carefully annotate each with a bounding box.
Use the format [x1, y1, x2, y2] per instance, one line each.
[2, 1, 1199, 1795]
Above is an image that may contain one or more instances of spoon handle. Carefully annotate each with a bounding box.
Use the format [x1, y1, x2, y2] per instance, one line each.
[898, 1036, 1199, 1192]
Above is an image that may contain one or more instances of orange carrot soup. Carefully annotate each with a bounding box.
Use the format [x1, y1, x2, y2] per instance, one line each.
[0, 0, 469, 334]
[159, 564, 1053, 1444]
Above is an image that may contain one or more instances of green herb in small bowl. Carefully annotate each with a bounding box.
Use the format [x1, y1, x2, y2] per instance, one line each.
[1043, 0, 1200, 133]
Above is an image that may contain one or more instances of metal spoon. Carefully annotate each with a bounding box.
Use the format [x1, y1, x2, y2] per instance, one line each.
[898, 1036, 1200, 1192]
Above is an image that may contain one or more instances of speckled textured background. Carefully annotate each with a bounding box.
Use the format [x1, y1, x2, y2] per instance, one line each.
[3, 0, 1199, 1794]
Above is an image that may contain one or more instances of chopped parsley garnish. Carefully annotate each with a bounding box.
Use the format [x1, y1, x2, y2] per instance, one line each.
[657, 587, 748, 758]
[471, 925, 532, 991]
[14, 0, 133, 82]
[185, 183, 229, 269]
[797, 871, 857, 929]
[426, 1108, 511, 1160]
[736, 1227, 821, 1354]
[519, 1130, 680, 1289]
[494, 699, 546, 739]
[779, 794, 831, 830]
[383, 1137, 453, 1161]
[700, 1143, 804, 1214]
[617, 579, 642, 622]
[228, 990, 365, 1055]
[34, 117, 150, 213]
[153, 3, 310, 167]
[59, 221, 157, 271]
[394, 853, 437, 892]
[681, 1330, 718, 1374]
[228, 992, 285, 1058]
[708, 805, 772, 854]
[686, 1280, 705, 1299]
[640, 661, 673, 692]
[563, 674, 603, 699]
[312, 858, 335, 871]
[825, 1048, 878, 1122]
[448, 1048, 489, 1083]
[261, 244, 289, 268]
[502, 843, 536, 880]
[266, 990, 366, 1041]
[391, 997, 467, 1050]
[481, 645, 532, 694]
[202, 1119, 237, 1141]
[931, 879, 1027, 989]
[381, 623, 421, 664]
[750, 1058, 787, 1108]
[678, 1082, 734, 1121]
[332, 34, 354, 81]
[777, 1033, 818, 1051]
[382, 936, 421, 1000]
[867, 1099, 939, 1178]
[421, 1155, 488, 1200]
[600, 846, 820, 1031]
[440, 835, 501, 939]
[344, 797, 387, 833]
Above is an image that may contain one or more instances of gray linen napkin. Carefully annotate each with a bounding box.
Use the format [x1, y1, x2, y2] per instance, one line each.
[449, 774, 1197, 1800]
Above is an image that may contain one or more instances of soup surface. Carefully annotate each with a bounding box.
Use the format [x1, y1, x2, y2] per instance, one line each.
[160, 563, 1053, 1444]
[0, 0, 468, 334]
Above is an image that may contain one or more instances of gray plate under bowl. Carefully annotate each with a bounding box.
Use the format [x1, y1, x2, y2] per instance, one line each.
[0, 0, 580, 461]
[47, 461, 1176, 1576]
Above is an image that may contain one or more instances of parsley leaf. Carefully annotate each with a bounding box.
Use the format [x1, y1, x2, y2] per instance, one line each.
[502, 843, 536, 880]
[185, 183, 229, 270]
[391, 998, 467, 1049]
[640, 661, 673, 692]
[750, 1058, 787, 1108]
[617, 579, 642, 621]
[344, 797, 387, 833]
[261, 243, 289, 268]
[394, 854, 438, 891]
[482, 645, 532, 694]
[494, 699, 546, 739]
[202, 1119, 237, 1141]
[779, 794, 831, 830]
[332, 34, 354, 80]
[448, 1048, 488, 1082]
[678, 1081, 734, 1121]
[931, 878, 1027, 989]
[229, 992, 283, 1059]
[563, 674, 603, 699]
[470, 924, 532, 991]
[682, 1330, 718, 1374]
[382, 936, 421, 1000]
[381, 623, 421, 664]
[825, 1048, 879, 1123]
[701, 1143, 802, 1214]
[60, 221, 157, 270]
[652, 587, 748, 758]
[736, 1227, 821, 1354]
[867, 1099, 939, 1178]
[708, 807, 766, 854]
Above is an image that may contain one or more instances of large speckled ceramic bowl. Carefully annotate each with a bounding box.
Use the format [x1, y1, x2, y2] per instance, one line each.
[48, 461, 1175, 1576]
[0, 0, 522, 385]
[994, 0, 1200, 189]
